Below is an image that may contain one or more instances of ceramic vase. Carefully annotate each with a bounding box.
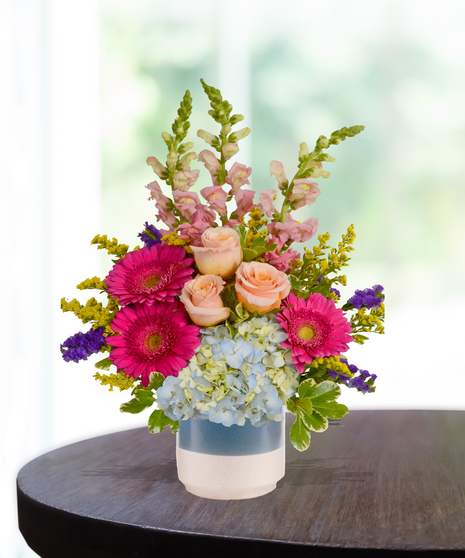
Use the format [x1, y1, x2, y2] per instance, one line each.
[176, 417, 285, 500]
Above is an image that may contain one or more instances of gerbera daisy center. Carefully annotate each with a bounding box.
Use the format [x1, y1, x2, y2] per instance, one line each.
[145, 275, 161, 288]
[147, 333, 163, 350]
[298, 325, 315, 340]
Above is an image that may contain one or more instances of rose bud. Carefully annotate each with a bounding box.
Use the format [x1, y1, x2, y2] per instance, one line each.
[191, 226, 243, 279]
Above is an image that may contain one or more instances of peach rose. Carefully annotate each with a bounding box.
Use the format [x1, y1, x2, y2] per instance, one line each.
[181, 275, 230, 326]
[191, 226, 242, 279]
[235, 261, 291, 313]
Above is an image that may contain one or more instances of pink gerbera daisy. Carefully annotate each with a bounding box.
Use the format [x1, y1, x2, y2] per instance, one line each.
[105, 244, 195, 306]
[106, 300, 200, 386]
[276, 292, 353, 373]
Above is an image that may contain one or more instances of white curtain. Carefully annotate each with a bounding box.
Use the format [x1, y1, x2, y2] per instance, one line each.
[1, 1, 100, 556]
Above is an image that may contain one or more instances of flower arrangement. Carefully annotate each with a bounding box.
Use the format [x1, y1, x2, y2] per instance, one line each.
[61, 80, 385, 451]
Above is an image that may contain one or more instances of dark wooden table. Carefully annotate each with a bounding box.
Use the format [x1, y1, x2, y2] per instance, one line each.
[17, 410, 465, 557]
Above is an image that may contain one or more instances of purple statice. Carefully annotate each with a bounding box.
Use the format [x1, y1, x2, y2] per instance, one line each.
[61, 327, 106, 363]
[138, 222, 162, 248]
[348, 284, 384, 310]
[332, 358, 377, 394]
[317, 276, 341, 299]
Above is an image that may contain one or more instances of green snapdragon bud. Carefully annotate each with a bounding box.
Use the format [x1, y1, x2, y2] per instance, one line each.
[299, 142, 309, 159]
[179, 151, 197, 169]
[197, 129, 217, 146]
[166, 150, 178, 169]
[221, 123, 232, 135]
[233, 127, 251, 141]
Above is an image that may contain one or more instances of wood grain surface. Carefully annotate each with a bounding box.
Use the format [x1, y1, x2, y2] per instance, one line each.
[17, 410, 465, 557]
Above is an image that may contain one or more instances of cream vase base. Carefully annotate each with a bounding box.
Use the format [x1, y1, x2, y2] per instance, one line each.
[176, 445, 285, 500]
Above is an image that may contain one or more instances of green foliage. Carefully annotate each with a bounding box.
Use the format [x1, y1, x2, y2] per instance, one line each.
[234, 224, 248, 251]
[233, 223, 277, 262]
[120, 372, 165, 414]
[148, 410, 179, 434]
[286, 378, 348, 451]
[289, 416, 311, 452]
[220, 282, 250, 326]
[95, 357, 112, 371]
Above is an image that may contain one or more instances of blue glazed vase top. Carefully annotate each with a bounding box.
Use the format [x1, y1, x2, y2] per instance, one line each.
[177, 418, 285, 456]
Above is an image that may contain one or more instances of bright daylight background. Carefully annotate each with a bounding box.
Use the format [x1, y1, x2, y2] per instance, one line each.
[2, 0, 464, 555]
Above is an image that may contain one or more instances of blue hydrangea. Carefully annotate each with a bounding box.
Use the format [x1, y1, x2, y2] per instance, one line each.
[156, 315, 299, 427]
[157, 376, 194, 421]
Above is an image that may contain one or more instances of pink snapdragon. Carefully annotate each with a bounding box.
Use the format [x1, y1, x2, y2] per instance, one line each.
[259, 189, 277, 217]
[201, 186, 228, 217]
[267, 214, 318, 244]
[233, 189, 256, 219]
[264, 246, 300, 273]
[177, 205, 216, 246]
[172, 169, 200, 191]
[270, 160, 287, 185]
[225, 162, 252, 194]
[146, 181, 176, 231]
[173, 190, 200, 219]
[289, 179, 321, 209]
[198, 150, 220, 186]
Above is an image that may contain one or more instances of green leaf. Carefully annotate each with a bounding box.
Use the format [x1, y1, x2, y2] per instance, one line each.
[148, 372, 166, 391]
[299, 404, 328, 432]
[313, 400, 348, 420]
[235, 302, 249, 321]
[298, 378, 317, 399]
[285, 397, 298, 415]
[295, 397, 312, 423]
[294, 379, 348, 425]
[307, 380, 342, 403]
[289, 415, 311, 452]
[234, 224, 248, 251]
[121, 382, 156, 414]
[136, 388, 156, 407]
[263, 242, 278, 253]
[221, 282, 239, 311]
[303, 380, 348, 420]
[120, 397, 151, 415]
[94, 357, 112, 371]
[291, 288, 310, 300]
[224, 320, 236, 338]
[169, 421, 180, 434]
[242, 248, 258, 262]
[250, 235, 266, 251]
[148, 409, 177, 434]
[289, 274, 302, 289]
